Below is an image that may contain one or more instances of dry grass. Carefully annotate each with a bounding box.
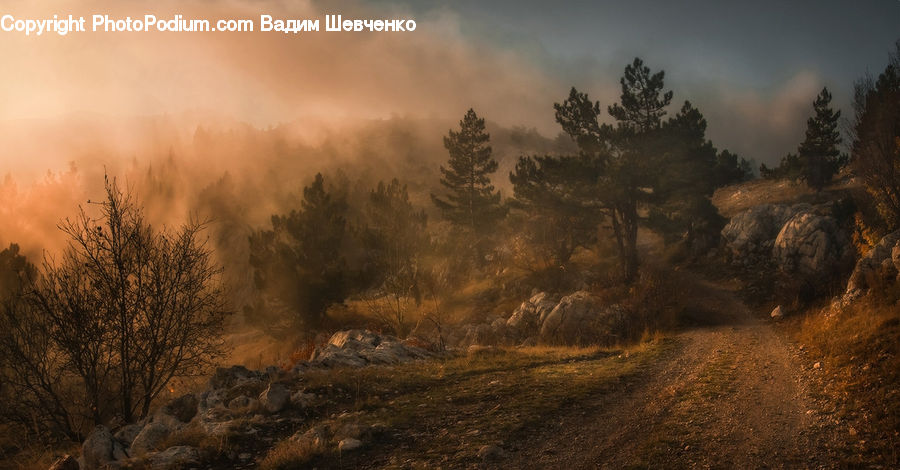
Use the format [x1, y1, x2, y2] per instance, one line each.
[257, 339, 670, 468]
[258, 438, 326, 470]
[0, 439, 79, 470]
[712, 176, 857, 218]
[798, 296, 900, 465]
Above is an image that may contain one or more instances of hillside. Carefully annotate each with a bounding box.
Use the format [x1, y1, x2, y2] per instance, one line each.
[22, 176, 898, 470]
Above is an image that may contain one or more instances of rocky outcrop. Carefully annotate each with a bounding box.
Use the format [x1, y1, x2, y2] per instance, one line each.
[722, 204, 810, 265]
[81, 426, 115, 469]
[723, 202, 853, 291]
[773, 212, 850, 280]
[259, 383, 290, 413]
[506, 292, 557, 334]
[845, 230, 900, 298]
[304, 330, 432, 370]
[540, 291, 626, 346]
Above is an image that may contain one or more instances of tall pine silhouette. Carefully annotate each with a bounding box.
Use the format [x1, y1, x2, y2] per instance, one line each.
[431, 109, 505, 235]
[799, 87, 844, 192]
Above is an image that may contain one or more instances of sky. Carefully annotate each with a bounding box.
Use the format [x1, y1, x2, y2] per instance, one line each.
[0, 0, 898, 170]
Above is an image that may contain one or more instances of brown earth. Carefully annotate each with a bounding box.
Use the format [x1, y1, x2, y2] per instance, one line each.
[504, 279, 844, 469]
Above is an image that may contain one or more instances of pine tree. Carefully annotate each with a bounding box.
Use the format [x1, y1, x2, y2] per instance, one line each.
[431, 109, 505, 235]
[799, 87, 844, 192]
[249, 173, 349, 326]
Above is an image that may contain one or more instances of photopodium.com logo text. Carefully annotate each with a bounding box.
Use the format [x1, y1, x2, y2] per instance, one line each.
[0, 14, 416, 36]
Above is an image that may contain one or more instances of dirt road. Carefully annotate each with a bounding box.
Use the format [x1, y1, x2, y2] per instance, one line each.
[505, 280, 842, 469]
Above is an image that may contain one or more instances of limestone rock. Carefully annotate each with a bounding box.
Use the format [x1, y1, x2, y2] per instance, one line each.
[540, 291, 625, 346]
[338, 438, 363, 452]
[259, 383, 290, 413]
[770, 305, 784, 319]
[81, 426, 114, 469]
[773, 212, 849, 279]
[722, 204, 809, 264]
[845, 230, 900, 298]
[506, 292, 556, 334]
[130, 422, 172, 455]
[161, 393, 198, 423]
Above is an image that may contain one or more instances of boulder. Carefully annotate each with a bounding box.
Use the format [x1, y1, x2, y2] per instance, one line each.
[291, 391, 317, 408]
[722, 204, 810, 264]
[161, 393, 198, 423]
[540, 292, 626, 345]
[328, 329, 382, 349]
[81, 425, 114, 469]
[130, 422, 172, 455]
[460, 323, 497, 348]
[227, 395, 257, 411]
[770, 305, 784, 319]
[113, 423, 144, 448]
[506, 292, 556, 334]
[311, 330, 430, 368]
[259, 383, 291, 413]
[773, 212, 849, 279]
[208, 365, 263, 390]
[845, 230, 900, 297]
[338, 438, 363, 452]
[477, 444, 505, 462]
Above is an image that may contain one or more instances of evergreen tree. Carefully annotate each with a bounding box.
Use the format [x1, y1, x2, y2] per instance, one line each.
[649, 101, 726, 251]
[798, 87, 845, 191]
[509, 154, 602, 266]
[431, 109, 505, 232]
[249, 173, 349, 327]
[553, 58, 674, 283]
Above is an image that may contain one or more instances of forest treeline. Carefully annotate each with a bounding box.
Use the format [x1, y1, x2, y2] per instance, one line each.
[1, 42, 898, 448]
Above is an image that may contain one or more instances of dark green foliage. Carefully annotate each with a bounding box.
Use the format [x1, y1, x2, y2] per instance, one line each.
[608, 58, 674, 133]
[250, 173, 350, 327]
[649, 101, 727, 251]
[798, 87, 845, 191]
[550, 60, 740, 279]
[509, 155, 601, 266]
[554, 59, 674, 282]
[431, 109, 506, 236]
[760, 153, 803, 180]
[0, 244, 35, 301]
[714, 149, 754, 187]
[852, 42, 900, 229]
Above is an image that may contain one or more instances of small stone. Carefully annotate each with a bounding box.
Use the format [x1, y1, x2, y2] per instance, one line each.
[338, 438, 363, 452]
[477, 444, 504, 462]
[770, 305, 784, 319]
[813, 362, 822, 370]
[259, 383, 290, 413]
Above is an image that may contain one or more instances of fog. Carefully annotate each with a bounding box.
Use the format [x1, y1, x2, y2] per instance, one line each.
[0, 0, 853, 263]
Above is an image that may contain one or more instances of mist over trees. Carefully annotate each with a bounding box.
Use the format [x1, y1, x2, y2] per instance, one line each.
[8, 42, 900, 454]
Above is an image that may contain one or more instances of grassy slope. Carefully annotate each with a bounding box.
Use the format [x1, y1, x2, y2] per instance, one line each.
[259, 341, 671, 469]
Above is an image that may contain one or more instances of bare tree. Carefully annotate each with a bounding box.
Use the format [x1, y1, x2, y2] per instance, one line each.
[0, 176, 229, 441]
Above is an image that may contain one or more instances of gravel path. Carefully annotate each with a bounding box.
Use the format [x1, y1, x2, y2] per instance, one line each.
[505, 279, 842, 469]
